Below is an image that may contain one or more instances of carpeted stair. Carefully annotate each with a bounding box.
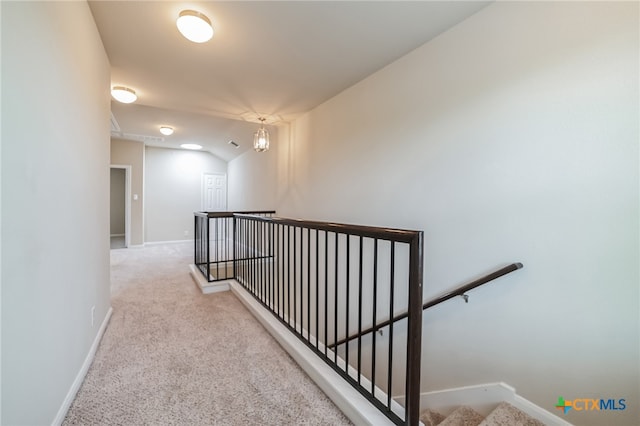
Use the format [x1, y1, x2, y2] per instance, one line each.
[420, 401, 546, 426]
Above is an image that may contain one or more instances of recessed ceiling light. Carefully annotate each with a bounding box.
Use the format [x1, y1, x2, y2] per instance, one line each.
[111, 86, 137, 103]
[159, 126, 174, 136]
[176, 10, 213, 43]
[180, 143, 202, 150]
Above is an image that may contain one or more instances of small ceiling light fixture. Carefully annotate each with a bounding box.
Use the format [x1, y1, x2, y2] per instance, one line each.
[159, 126, 174, 136]
[253, 118, 270, 152]
[180, 143, 202, 150]
[177, 10, 213, 43]
[111, 86, 137, 103]
[228, 140, 239, 148]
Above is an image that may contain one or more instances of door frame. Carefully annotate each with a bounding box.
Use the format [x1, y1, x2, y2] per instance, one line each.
[110, 164, 131, 248]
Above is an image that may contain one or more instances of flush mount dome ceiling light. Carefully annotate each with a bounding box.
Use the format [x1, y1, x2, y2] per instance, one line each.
[159, 126, 174, 136]
[176, 10, 213, 43]
[180, 143, 202, 150]
[111, 86, 137, 103]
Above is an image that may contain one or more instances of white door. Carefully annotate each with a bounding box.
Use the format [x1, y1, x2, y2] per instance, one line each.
[202, 173, 227, 211]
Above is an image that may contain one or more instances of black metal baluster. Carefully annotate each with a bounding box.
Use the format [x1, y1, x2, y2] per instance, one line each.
[293, 226, 297, 330]
[387, 241, 395, 411]
[405, 231, 424, 426]
[206, 217, 210, 282]
[287, 225, 291, 327]
[372, 238, 378, 395]
[254, 219, 258, 296]
[357, 236, 363, 385]
[260, 219, 264, 302]
[324, 230, 328, 358]
[232, 216, 237, 280]
[224, 217, 228, 278]
[269, 221, 274, 310]
[298, 227, 302, 334]
[214, 217, 220, 280]
[254, 219, 258, 293]
[244, 219, 248, 287]
[278, 224, 282, 319]
[334, 232, 339, 365]
[300, 228, 311, 341]
[345, 234, 350, 372]
[315, 229, 319, 349]
[307, 227, 311, 342]
[240, 218, 244, 285]
[237, 218, 241, 284]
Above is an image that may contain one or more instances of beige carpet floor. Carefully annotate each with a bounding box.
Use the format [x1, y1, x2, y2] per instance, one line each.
[63, 243, 351, 425]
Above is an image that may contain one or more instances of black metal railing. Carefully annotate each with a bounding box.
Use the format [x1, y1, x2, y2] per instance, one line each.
[194, 211, 524, 425]
[194, 211, 275, 282]
[329, 263, 524, 350]
[232, 214, 423, 425]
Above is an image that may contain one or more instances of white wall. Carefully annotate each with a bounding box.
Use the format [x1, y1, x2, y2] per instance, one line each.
[228, 129, 278, 211]
[144, 147, 227, 242]
[1, 2, 111, 424]
[228, 2, 639, 425]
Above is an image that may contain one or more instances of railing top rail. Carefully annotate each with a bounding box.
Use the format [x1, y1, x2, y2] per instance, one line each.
[194, 210, 276, 219]
[233, 214, 422, 243]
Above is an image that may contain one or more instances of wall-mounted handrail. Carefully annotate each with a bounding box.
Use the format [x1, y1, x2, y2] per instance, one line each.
[329, 263, 523, 350]
[422, 262, 523, 310]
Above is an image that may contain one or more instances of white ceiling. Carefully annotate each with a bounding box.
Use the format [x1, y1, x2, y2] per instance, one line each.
[90, 1, 490, 161]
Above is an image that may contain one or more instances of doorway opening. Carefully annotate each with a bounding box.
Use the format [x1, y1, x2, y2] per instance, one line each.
[110, 165, 131, 249]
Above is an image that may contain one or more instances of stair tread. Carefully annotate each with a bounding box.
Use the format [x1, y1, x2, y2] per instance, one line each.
[438, 406, 485, 426]
[419, 409, 446, 426]
[479, 402, 546, 426]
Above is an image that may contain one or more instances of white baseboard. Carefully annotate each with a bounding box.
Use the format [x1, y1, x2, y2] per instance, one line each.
[144, 239, 192, 246]
[52, 307, 113, 426]
[394, 382, 572, 426]
[188, 264, 231, 294]
[230, 281, 396, 426]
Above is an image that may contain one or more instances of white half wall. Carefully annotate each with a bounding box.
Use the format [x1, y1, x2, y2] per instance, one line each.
[227, 2, 639, 425]
[144, 147, 227, 242]
[1, 2, 112, 424]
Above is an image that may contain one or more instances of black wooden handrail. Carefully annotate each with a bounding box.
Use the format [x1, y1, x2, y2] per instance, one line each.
[329, 262, 523, 349]
[194, 210, 276, 218]
[233, 213, 420, 243]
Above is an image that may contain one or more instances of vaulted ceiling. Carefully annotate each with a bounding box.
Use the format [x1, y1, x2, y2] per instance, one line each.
[90, 1, 490, 161]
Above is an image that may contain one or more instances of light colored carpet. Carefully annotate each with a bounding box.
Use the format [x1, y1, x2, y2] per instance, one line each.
[110, 236, 125, 249]
[421, 402, 545, 426]
[63, 243, 351, 425]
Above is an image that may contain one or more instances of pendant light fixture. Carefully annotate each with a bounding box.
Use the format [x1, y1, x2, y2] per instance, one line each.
[176, 10, 214, 43]
[253, 118, 270, 152]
